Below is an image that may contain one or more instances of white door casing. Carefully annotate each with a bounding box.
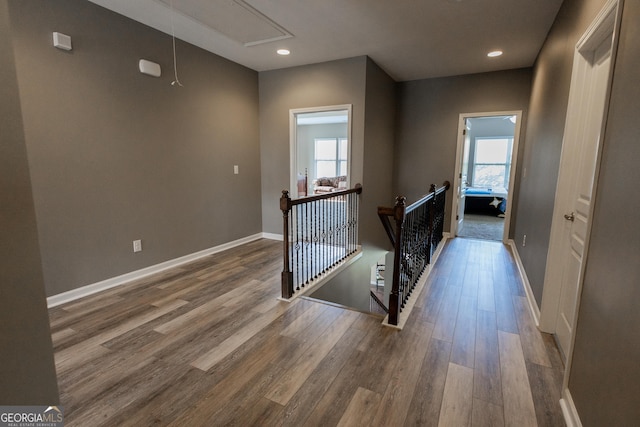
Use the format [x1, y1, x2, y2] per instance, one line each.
[451, 111, 522, 242]
[456, 123, 471, 233]
[289, 105, 352, 198]
[539, 0, 620, 367]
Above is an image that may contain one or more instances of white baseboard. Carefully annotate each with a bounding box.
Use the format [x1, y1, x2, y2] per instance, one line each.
[507, 238, 541, 327]
[261, 232, 283, 241]
[47, 233, 265, 308]
[560, 388, 583, 427]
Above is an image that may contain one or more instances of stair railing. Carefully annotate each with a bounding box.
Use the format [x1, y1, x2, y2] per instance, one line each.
[378, 181, 450, 325]
[280, 184, 363, 299]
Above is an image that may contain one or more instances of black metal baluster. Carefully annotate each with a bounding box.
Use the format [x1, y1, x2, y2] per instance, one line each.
[347, 193, 352, 254]
[314, 199, 319, 279]
[307, 201, 312, 283]
[331, 196, 335, 266]
[304, 203, 311, 285]
[292, 206, 297, 292]
[281, 185, 363, 300]
[320, 200, 327, 274]
[330, 197, 334, 265]
[302, 203, 307, 287]
[342, 195, 347, 259]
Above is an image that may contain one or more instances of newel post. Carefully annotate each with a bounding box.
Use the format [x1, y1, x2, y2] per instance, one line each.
[280, 190, 294, 299]
[389, 196, 406, 326]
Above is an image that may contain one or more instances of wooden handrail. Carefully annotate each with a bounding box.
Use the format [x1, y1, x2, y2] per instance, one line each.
[287, 184, 362, 207]
[377, 181, 450, 325]
[405, 181, 450, 214]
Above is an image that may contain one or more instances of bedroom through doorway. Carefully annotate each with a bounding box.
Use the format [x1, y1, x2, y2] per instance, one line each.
[452, 112, 522, 242]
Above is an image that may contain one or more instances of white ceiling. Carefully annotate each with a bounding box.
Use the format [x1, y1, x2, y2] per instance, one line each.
[88, 0, 564, 82]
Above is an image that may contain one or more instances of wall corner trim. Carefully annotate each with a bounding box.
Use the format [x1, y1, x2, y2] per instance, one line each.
[47, 233, 264, 308]
[507, 239, 541, 326]
[560, 387, 584, 427]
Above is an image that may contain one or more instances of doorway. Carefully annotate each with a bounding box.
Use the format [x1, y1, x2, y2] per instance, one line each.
[289, 105, 352, 198]
[540, 0, 620, 367]
[451, 112, 522, 242]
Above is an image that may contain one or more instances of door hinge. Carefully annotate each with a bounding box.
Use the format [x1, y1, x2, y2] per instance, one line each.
[463, 129, 467, 135]
[456, 215, 459, 220]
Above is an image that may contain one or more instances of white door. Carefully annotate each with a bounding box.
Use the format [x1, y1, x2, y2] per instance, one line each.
[541, 7, 616, 359]
[456, 124, 471, 233]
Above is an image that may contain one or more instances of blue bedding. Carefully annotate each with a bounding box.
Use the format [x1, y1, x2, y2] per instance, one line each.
[465, 188, 493, 195]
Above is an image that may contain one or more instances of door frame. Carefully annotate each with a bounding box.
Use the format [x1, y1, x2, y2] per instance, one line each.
[289, 104, 352, 198]
[450, 111, 523, 243]
[539, 0, 621, 339]
[537, 2, 622, 416]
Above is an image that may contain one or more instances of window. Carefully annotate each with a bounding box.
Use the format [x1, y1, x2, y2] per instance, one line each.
[472, 137, 513, 188]
[314, 138, 348, 178]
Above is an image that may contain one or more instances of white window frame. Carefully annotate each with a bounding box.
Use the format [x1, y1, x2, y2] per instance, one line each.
[472, 136, 513, 189]
[314, 137, 348, 179]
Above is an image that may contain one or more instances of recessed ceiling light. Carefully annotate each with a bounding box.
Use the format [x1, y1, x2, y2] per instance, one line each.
[277, 49, 290, 56]
[487, 50, 503, 57]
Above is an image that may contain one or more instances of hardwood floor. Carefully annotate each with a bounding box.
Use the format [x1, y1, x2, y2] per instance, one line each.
[49, 238, 565, 426]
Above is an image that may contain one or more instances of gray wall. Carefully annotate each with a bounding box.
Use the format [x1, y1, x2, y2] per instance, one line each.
[395, 69, 532, 234]
[259, 56, 397, 311]
[311, 58, 397, 311]
[0, 0, 59, 404]
[8, 0, 261, 296]
[568, 0, 640, 424]
[512, 0, 607, 305]
[259, 56, 367, 235]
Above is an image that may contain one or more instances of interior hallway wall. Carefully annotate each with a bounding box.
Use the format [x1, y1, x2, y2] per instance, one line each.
[8, 0, 261, 297]
[259, 56, 396, 311]
[0, 0, 59, 404]
[395, 68, 532, 235]
[259, 56, 368, 236]
[310, 57, 397, 311]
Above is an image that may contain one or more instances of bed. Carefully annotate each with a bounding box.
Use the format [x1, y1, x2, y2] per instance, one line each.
[464, 187, 507, 216]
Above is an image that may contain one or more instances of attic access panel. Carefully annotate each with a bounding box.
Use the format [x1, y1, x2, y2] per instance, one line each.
[157, 0, 292, 46]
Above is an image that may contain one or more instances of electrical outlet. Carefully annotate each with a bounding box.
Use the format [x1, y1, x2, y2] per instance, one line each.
[233, 165, 239, 175]
[522, 234, 527, 247]
[133, 239, 142, 253]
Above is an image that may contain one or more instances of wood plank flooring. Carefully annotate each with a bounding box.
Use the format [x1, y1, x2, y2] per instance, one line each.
[49, 237, 565, 426]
